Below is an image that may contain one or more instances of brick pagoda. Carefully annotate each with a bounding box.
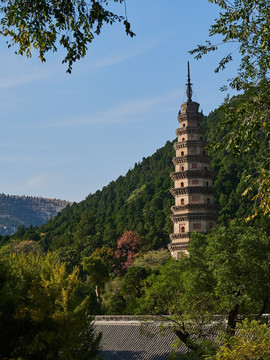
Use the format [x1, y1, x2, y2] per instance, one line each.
[168, 63, 217, 259]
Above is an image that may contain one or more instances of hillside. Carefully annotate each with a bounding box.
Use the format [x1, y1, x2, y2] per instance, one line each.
[29, 139, 175, 253]
[7, 105, 269, 264]
[0, 194, 72, 235]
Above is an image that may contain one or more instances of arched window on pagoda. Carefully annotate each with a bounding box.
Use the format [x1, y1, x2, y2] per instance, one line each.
[181, 198, 184, 204]
[207, 198, 210, 204]
[181, 166, 184, 171]
[181, 226, 185, 233]
[180, 182, 184, 187]
[206, 181, 209, 187]
[183, 123, 186, 127]
[182, 138, 185, 142]
[181, 151, 184, 156]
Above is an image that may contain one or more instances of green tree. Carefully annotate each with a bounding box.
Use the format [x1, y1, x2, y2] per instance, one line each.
[203, 221, 270, 333]
[121, 266, 149, 313]
[0, 0, 135, 73]
[191, 0, 269, 86]
[139, 256, 214, 354]
[92, 245, 115, 272]
[206, 320, 270, 360]
[138, 222, 270, 355]
[191, 0, 270, 217]
[0, 252, 101, 359]
[132, 249, 171, 271]
[82, 255, 109, 302]
[102, 277, 127, 314]
[12, 239, 44, 254]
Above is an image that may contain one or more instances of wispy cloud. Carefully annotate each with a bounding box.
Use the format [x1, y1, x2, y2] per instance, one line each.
[0, 52, 58, 89]
[0, 155, 38, 165]
[0, 156, 18, 163]
[40, 90, 181, 128]
[26, 174, 49, 190]
[88, 39, 162, 69]
[0, 70, 53, 89]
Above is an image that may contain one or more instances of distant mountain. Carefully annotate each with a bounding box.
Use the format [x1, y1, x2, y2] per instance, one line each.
[0, 194, 72, 235]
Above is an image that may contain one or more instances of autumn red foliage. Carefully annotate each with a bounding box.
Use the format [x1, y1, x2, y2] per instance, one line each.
[114, 231, 143, 274]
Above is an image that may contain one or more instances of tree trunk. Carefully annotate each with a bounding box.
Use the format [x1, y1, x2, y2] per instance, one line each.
[227, 303, 239, 336]
[174, 328, 199, 351]
[259, 295, 269, 317]
[95, 285, 100, 303]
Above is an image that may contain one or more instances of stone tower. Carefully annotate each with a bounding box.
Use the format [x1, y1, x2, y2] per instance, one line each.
[168, 63, 217, 259]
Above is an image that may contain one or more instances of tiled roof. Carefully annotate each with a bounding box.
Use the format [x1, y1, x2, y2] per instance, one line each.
[94, 316, 190, 360]
[95, 315, 270, 359]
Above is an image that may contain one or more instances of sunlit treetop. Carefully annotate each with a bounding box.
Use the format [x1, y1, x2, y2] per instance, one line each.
[190, 0, 270, 89]
[190, 0, 270, 218]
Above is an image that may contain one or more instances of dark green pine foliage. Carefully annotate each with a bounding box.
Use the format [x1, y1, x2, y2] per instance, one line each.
[21, 140, 175, 258]
[10, 106, 269, 261]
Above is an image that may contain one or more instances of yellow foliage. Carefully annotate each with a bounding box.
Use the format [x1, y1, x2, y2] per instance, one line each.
[206, 320, 270, 360]
[1, 252, 101, 358]
[243, 169, 270, 220]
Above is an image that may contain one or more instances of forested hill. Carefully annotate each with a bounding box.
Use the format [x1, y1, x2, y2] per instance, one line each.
[21, 139, 176, 253]
[8, 106, 269, 259]
[0, 194, 71, 235]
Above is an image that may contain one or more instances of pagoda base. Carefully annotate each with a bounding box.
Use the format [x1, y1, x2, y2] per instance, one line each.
[168, 231, 208, 259]
[168, 240, 189, 259]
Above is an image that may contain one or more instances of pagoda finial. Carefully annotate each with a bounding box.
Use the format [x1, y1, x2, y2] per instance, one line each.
[186, 61, 193, 102]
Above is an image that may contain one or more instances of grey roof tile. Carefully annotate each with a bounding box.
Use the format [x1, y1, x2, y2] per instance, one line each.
[94, 317, 189, 360]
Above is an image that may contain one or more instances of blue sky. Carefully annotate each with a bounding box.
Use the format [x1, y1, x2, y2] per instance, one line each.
[0, 0, 240, 202]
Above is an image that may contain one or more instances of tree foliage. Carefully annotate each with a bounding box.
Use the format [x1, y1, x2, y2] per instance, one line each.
[191, 0, 270, 217]
[82, 255, 109, 301]
[0, 252, 101, 359]
[121, 265, 149, 313]
[0, 0, 135, 72]
[137, 222, 270, 354]
[101, 277, 126, 314]
[206, 320, 270, 360]
[114, 230, 143, 274]
[191, 0, 270, 86]
[132, 249, 171, 271]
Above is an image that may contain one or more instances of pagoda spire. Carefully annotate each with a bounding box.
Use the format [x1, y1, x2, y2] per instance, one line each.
[186, 61, 192, 102]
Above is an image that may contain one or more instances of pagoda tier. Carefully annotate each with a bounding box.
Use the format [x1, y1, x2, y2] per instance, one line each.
[172, 155, 211, 165]
[174, 140, 208, 150]
[176, 128, 206, 136]
[170, 187, 215, 197]
[168, 63, 217, 259]
[170, 170, 214, 181]
[170, 213, 218, 222]
[171, 203, 217, 213]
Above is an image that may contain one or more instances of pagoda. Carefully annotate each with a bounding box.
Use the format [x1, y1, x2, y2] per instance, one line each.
[168, 63, 217, 259]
